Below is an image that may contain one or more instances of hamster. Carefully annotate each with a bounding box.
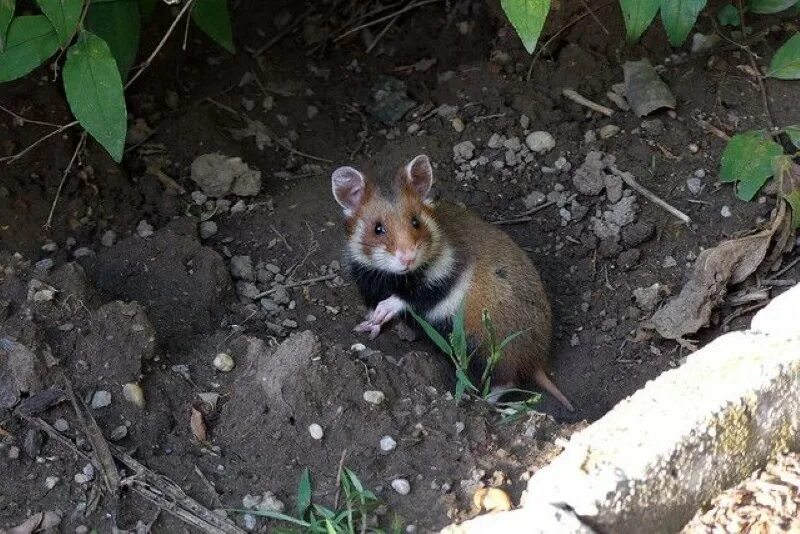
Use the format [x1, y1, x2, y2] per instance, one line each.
[331, 154, 574, 411]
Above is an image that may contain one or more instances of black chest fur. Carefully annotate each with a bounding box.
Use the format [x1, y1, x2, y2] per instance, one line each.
[348, 260, 459, 319]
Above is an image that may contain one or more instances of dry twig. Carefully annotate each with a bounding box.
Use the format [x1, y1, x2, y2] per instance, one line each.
[610, 166, 692, 224]
[45, 132, 86, 229]
[252, 273, 338, 300]
[335, 0, 443, 42]
[491, 200, 556, 225]
[562, 88, 615, 117]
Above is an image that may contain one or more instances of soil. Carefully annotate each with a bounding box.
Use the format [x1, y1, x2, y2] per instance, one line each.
[1, 0, 799, 532]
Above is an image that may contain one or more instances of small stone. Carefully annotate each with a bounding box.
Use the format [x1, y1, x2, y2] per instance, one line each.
[257, 492, 285, 513]
[230, 255, 255, 281]
[520, 114, 530, 129]
[391, 478, 411, 495]
[45, 476, 60, 490]
[231, 200, 247, 214]
[42, 242, 58, 253]
[721, 205, 732, 218]
[243, 514, 257, 531]
[271, 286, 290, 305]
[136, 220, 154, 238]
[453, 141, 476, 160]
[487, 133, 503, 149]
[213, 353, 235, 372]
[53, 419, 69, 432]
[663, 255, 677, 268]
[351, 343, 367, 352]
[604, 174, 623, 203]
[694, 169, 706, 178]
[91, 390, 112, 409]
[110, 425, 128, 441]
[242, 494, 261, 509]
[123, 382, 146, 408]
[692, 33, 719, 54]
[73, 247, 94, 259]
[380, 436, 397, 452]
[523, 191, 546, 210]
[451, 117, 465, 132]
[34, 258, 54, 274]
[503, 137, 522, 151]
[363, 390, 385, 405]
[307, 105, 319, 119]
[308, 423, 324, 440]
[688, 143, 700, 154]
[8, 446, 20, 459]
[525, 131, 555, 153]
[570, 333, 580, 347]
[407, 123, 420, 135]
[584, 130, 597, 143]
[618, 248, 641, 270]
[633, 283, 661, 312]
[200, 221, 218, 239]
[687, 177, 703, 195]
[599, 124, 621, 139]
[622, 222, 655, 247]
[101, 230, 117, 247]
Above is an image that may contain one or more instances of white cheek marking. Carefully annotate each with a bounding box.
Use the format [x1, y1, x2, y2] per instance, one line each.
[425, 244, 455, 284]
[372, 248, 407, 274]
[347, 220, 371, 266]
[426, 264, 475, 323]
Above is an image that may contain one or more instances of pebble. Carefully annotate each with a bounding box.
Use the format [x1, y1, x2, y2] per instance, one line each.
[230, 255, 255, 281]
[663, 256, 678, 268]
[308, 423, 324, 440]
[136, 220, 154, 238]
[407, 123, 420, 135]
[634, 283, 661, 312]
[231, 200, 247, 213]
[8, 446, 20, 459]
[453, 140, 476, 160]
[200, 221, 218, 239]
[45, 476, 60, 490]
[123, 382, 145, 408]
[523, 191, 546, 210]
[380, 436, 397, 452]
[363, 390, 385, 405]
[73, 247, 94, 258]
[91, 390, 112, 409]
[599, 124, 621, 139]
[721, 205, 732, 218]
[110, 425, 128, 441]
[451, 117, 465, 132]
[351, 343, 367, 352]
[694, 169, 706, 178]
[391, 478, 411, 495]
[584, 130, 597, 143]
[487, 133, 503, 149]
[242, 494, 261, 509]
[307, 105, 319, 119]
[53, 419, 69, 432]
[687, 177, 703, 195]
[688, 143, 700, 153]
[191, 191, 208, 205]
[35, 258, 54, 273]
[41, 242, 58, 253]
[101, 230, 117, 247]
[525, 131, 555, 153]
[272, 286, 290, 305]
[213, 353, 235, 372]
[604, 174, 623, 203]
[243, 514, 257, 531]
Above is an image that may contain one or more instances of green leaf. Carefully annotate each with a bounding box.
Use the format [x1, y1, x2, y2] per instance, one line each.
[748, 0, 797, 13]
[0, 0, 15, 52]
[36, 0, 83, 46]
[498, 329, 526, 352]
[409, 309, 453, 357]
[619, 0, 661, 43]
[717, 4, 740, 26]
[720, 132, 783, 201]
[767, 33, 800, 80]
[786, 125, 800, 148]
[660, 0, 706, 47]
[297, 468, 312, 517]
[0, 15, 60, 82]
[236, 508, 311, 527]
[191, 0, 235, 53]
[139, 0, 157, 21]
[343, 468, 364, 493]
[86, 0, 140, 78]
[500, 0, 550, 54]
[63, 31, 127, 161]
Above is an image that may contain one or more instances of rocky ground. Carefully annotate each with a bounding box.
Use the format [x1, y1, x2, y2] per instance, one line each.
[1, 0, 799, 532]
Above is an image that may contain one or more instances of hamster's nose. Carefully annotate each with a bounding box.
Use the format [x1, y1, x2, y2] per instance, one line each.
[396, 249, 416, 267]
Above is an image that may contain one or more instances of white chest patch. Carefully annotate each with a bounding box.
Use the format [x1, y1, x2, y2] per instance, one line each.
[426, 263, 475, 322]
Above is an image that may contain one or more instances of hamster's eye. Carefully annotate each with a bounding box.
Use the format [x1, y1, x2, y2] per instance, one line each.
[411, 216, 420, 229]
[374, 222, 386, 235]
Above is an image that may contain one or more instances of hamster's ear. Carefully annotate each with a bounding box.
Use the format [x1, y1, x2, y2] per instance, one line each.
[332, 166, 366, 216]
[403, 154, 433, 200]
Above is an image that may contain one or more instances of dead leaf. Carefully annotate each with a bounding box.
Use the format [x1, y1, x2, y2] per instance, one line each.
[190, 407, 208, 443]
[649, 204, 786, 340]
[6, 511, 59, 534]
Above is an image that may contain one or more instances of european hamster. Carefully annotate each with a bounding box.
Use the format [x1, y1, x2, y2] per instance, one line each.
[331, 154, 574, 411]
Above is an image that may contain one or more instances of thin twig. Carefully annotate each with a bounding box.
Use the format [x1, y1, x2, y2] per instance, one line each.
[335, 0, 443, 42]
[491, 200, 556, 225]
[126, 0, 196, 90]
[694, 117, 731, 141]
[767, 255, 800, 280]
[252, 274, 338, 300]
[366, 14, 399, 53]
[580, 0, 610, 35]
[0, 120, 79, 164]
[0, 104, 64, 128]
[271, 224, 293, 252]
[736, 0, 775, 131]
[527, 1, 614, 81]
[252, 6, 314, 56]
[610, 166, 692, 224]
[562, 88, 614, 117]
[45, 133, 86, 229]
[333, 449, 348, 509]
